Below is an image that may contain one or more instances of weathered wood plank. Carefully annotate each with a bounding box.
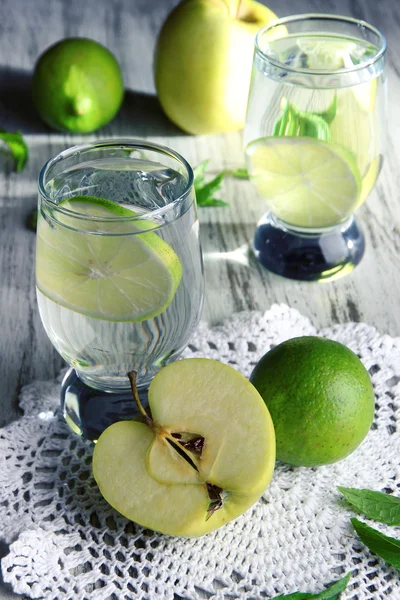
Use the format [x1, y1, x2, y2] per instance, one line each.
[0, 0, 399, 598]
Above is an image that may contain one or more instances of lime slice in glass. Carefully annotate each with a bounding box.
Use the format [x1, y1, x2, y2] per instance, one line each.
[297, 37, 358, 70]
[353, 78, 378, 112]
[357, 154, 381, 208]
[36, 196, 182, 321]
[246, 137, 361, 228]
[330, 86, 378, 184]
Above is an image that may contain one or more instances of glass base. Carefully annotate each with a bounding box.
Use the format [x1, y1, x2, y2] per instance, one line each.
[253, 213, 365, 282]
[60, 368, 148, 441]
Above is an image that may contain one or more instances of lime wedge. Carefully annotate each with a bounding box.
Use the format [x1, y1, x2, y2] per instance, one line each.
[330, 86, 378, 183]
[297, 36, 378, 112]
[358, 154, 381, 207]
[246, 137, 361, 228]
[297, 37, 358, 70]
[36, 196, 182, 321]
[353, 78, 377, 112]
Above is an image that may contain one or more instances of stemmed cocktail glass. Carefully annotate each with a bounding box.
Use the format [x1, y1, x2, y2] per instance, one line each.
[36, 140, 204, 439]
[244, 14, 386, 281]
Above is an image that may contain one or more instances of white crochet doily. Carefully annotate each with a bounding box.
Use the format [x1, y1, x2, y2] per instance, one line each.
[1, 304, 400, 600]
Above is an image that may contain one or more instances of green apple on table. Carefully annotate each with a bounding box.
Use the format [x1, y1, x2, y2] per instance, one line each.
[155, 0, 279, 134]
[93, 358, 276, 537]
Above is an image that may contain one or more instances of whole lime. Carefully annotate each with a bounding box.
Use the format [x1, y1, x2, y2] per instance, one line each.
[250, 336, 375, 467]
[32, 38, 124, 133]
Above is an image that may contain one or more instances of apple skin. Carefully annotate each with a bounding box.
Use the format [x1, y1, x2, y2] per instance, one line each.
[154, 0, 278, 134]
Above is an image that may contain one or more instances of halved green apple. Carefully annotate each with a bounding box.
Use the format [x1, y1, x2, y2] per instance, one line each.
[92, 358, 275, 537]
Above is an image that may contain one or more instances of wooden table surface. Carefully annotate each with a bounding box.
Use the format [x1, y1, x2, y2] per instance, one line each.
[1, 0, 399, 597]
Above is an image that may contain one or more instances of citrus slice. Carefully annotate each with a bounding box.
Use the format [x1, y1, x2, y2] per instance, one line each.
[357, 154, 381, 208]
[246, 137, 361, 228]
[330, 86, 379, 188]
[352, 78, 377, 112]
[36, 196, 182, 321]
[297, 36, 358, 70]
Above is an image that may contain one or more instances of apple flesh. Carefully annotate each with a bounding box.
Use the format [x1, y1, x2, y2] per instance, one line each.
[154, 0, 279, 134]
[93, 358, 275, 537]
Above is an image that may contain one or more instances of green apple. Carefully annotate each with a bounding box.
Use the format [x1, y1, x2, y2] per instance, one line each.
[154, 0, 279, 134]
[93, 358, 275, 537]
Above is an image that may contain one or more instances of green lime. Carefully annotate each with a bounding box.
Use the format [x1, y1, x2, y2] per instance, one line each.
[245, 137, 361, 228]
[36, 196, 182, 321]
[250, 337, 375, 467]
[32, 38, 124, 133]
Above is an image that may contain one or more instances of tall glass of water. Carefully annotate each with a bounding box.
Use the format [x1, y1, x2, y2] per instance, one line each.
[245, 15, 386, 281]
[36, 140, 204, 439]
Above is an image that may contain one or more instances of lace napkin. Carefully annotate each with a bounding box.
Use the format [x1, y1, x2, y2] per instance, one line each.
[1, 304, 400, 600]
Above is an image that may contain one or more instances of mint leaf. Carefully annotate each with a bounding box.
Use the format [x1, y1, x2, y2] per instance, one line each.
[272, 573, 351, 599]
[318, 96, 337, 124]
[27, 208, 38, 231]
[339, 487, 400, 525]
[193, 161, 249, 206]
[298, 113, 331, 141]
[351, 518, 400, 568]
[272, 99, 332, 142]
[194, 163, 228, 207]
[0, 129, 28, 171]
[196, 172, 225, 202]
[273, 101, 299, 136]
[230, 167, 248, 179]
[197, 197, 229, 207]
[193, 159, 209, 188]
[273, 594, 314, 599]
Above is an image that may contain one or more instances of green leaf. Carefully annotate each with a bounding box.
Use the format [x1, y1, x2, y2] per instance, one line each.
[273, 100, 299, 136]
[272, 99, 332, 142]
[197, 197, 229, 207]
[338, 487, 400, 525]
[27, 208, 38, 231]
[193, 164, 228, 207]
[230, 167, 249, 179]
[273, 594, 314, 599]
[298, 113, 331, 141]
[351, 518, 400, 568]
[196, 172, 224, 202]
[193, 160, 248, 207]
[0, 129, 28, 171]
[193, 159, 209, 189]
[318, 96, 337, 124]
[271, 573, 351, 599]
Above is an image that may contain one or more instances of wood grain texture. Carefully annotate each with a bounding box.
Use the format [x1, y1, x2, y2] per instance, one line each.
[0, 0, 399, 598]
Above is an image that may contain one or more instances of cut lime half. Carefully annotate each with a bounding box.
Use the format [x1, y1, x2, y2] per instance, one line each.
[36, 196, 182, 321]
[246, 137, 361, 228]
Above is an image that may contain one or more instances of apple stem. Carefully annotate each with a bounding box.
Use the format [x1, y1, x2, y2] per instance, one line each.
[236, 0, 244, 18]
[219, 0, 241, 18]
[128, 371, 153, 426]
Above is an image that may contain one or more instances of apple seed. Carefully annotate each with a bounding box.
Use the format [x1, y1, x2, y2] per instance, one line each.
[172, 432, 205, 456]
[206, 483, 227, 520]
